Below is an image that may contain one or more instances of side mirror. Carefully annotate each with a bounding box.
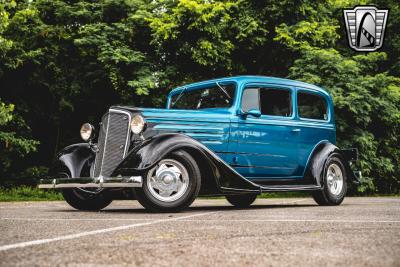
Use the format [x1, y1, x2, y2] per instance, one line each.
[242, 109, 261, 118]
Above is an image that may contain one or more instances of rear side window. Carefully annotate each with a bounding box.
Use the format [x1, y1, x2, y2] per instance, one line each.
[260, 88, 292, 117]
[241, 87, 292, 117]
[298, 91, 328, 120]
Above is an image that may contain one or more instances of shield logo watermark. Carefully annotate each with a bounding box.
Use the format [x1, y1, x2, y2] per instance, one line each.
[343, 6, 389, 52]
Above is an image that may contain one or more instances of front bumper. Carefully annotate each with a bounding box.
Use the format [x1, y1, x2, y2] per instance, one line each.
[38, 176, 143, 189]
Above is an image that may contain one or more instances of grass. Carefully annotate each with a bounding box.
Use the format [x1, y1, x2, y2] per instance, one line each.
[0, 186, 397, 202]
[0, 187, 308, 202]
[0, 186, 63, 202]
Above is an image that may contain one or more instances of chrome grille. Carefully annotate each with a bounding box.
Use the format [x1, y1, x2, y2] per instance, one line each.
[94, 109, 131, 177]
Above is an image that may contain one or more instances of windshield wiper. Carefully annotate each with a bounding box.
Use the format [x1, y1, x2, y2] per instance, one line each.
[171, 86, 187, 108]
[216, 82, 231, 99]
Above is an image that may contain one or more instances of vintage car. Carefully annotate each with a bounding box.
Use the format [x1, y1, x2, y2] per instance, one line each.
[39, 76, 360, 212]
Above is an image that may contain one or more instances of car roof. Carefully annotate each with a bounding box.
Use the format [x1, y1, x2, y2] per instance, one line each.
[168, 75, 329, 96]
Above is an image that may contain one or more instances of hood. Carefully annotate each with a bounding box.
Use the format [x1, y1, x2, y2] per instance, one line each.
[112, 106, 232, 123]
[112, 106, 232, 151]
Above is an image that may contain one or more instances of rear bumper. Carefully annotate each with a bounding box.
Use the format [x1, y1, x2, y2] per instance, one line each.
[38, 176, 143, 189]
[353, 170, 362, 184]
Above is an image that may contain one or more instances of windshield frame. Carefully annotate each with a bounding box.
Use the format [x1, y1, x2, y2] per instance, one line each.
[167, 81, 237, 110]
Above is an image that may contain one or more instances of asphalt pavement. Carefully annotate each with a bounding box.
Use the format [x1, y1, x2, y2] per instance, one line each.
[0, 197, 399, 267]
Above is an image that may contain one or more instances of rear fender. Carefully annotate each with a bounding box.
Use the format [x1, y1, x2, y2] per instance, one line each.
[113, 133, 260, 193]
[304, 142, 357, 186]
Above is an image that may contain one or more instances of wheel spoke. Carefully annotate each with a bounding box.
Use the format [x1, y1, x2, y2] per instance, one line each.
[168, 165, 181, 176]
[155, 164, 168, 177]
[150, 177, 161, 191]
[159, 189, 173, 197]
[174, 177, 184, 192]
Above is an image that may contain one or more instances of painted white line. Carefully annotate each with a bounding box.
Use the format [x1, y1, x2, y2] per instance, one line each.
[179, 219, 400, 223]
[268, 199, 309, 205]
[0, 211, 217, 252]
[3, 217, 398, 224]
[0, 217, 156, 221]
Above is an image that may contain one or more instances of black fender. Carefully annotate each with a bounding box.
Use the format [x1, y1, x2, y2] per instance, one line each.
[304, 142, 358, 186]
[113, 133, 260, 194]
[49, 143, 95, 178]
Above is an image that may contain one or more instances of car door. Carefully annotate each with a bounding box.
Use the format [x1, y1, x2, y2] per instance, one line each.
[294, 88, 336, 175]
[230, 84, 301, 179]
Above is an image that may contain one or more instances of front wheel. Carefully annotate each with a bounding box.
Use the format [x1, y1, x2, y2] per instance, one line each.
[57, 169, 112, 211]
[312, 156, 347, 206]
[62, 188, 113, 211]
[134, 150, 201, 212]
[226, 194, 257, 208]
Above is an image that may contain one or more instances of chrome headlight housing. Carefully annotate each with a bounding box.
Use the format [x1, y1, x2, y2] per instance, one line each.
[80, 123, 95, 142]
[130, 114, 146, 135]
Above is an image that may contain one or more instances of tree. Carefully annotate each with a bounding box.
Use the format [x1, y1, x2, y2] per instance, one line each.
[0, 100, 39, 186]
[0, 0, 399, 193]
[274, 0, 400, 193]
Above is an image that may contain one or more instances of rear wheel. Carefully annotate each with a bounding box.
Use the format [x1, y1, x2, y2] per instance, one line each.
[226, 194, 257, 208]
[61, 172, 113, 211]
[312, 156, 347, 206]
[134, 150, 201, 212]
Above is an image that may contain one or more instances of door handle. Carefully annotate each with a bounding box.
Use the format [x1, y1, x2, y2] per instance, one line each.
[291, 128, 301, 133]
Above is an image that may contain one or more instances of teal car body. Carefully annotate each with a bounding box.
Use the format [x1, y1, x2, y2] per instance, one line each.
[140, 76, 337, 182]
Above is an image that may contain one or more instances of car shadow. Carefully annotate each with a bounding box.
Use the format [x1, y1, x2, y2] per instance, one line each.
[51, 203, 316, 214]
[188, 203, 316, 212]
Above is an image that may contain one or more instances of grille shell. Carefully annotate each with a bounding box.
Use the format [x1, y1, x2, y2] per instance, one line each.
[93, 109, 131, 177]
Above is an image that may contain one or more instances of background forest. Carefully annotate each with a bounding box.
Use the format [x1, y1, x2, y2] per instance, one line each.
[0, 0, 399, 194]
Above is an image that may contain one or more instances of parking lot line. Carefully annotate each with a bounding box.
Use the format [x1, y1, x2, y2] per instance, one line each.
[0, 211, 217, 252]
[0, 217, 155, 221]
[178, 219, 400, 223]
[2, 217, 399, 223]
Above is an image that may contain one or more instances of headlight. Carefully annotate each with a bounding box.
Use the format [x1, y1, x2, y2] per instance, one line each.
[130, 114, 146, 134]
[80, 123, 95, 142]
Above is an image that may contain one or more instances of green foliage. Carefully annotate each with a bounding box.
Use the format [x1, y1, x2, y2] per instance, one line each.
[0, 99, 39, 183]
[0, 0, 399, 193]
[289, 50, 400, 193]
[275, 0, 400, 193]
[150, 0, 237, 68]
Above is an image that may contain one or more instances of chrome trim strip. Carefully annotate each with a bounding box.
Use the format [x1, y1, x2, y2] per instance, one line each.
[99, 112, 111, 175]
[260, 185, 321, 191]
[38, 176, 142, 189]
[92, 117, 105, 177]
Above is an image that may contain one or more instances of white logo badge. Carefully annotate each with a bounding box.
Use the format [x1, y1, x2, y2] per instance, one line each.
[343, 6, 389, 52]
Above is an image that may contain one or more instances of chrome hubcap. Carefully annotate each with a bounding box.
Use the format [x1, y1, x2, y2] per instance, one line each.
[326, 163, 343, 196]
[147, 159, 189, 202]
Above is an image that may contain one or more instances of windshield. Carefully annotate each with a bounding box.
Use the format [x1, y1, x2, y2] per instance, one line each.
[169, 83, 236, 109]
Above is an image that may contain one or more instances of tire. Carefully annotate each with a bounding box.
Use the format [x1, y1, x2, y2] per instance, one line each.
[134, 150, 201, 212]
[312, 155, 347, 206]
[226, 194, 257, 208]
[60, 172, 113, 211]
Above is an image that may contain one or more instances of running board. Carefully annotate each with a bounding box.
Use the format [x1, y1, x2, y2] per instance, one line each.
[259, 184, 321, 192]
[38, 176, 142, 189]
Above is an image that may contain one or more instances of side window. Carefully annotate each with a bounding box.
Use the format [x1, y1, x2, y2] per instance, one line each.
[241, 88, 259, 112]
[260, 88, 292, 117]
[297, 91, 328, 120]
